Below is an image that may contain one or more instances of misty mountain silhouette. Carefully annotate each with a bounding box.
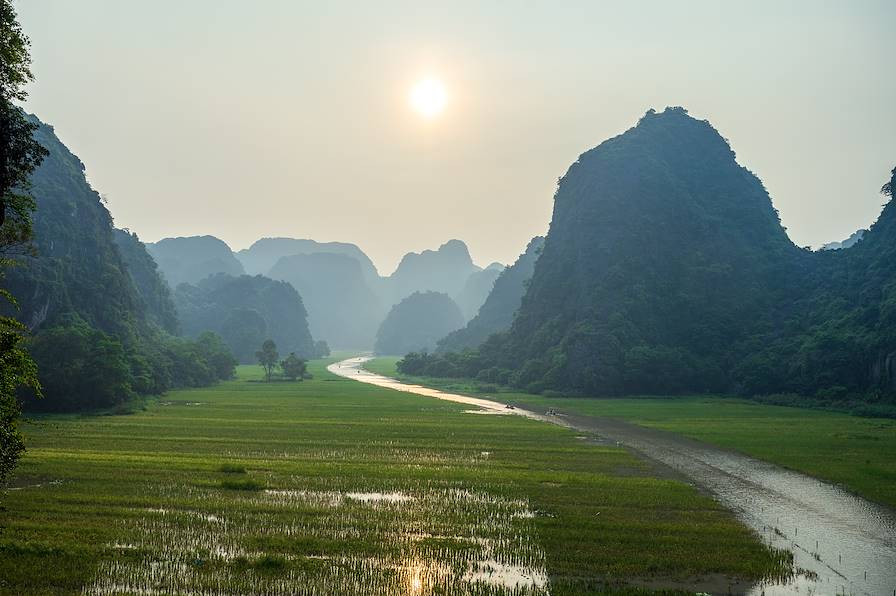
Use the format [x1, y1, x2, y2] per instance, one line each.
[146, 236, 245, 287]
[375, 291, 465, 356]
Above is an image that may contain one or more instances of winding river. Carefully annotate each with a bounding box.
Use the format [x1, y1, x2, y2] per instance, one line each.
[329, 356, 896, 595]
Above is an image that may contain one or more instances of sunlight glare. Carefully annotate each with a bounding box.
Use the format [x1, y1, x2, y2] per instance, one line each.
[409, 77, 447, 118]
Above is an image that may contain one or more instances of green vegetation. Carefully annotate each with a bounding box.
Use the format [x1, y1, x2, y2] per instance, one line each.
[220, 477, 266, 491]
[0, 0, 46, 484]
[373, 357, 896, 509]
[375, 291, 464, 355]
[1, 360, 789, 594]
[26, 324, 236, 411]
[279, 352, 307, 381]
[429, 108, 896, 407]
[175, 273, 328, 363]
[0, 0, 47, 251]
[438, 236, 544, 353]
[113, 228, 179, 334]
[520, 395, 896, 509]
[0, 308, 39, 485]
[1, 117, 237, 413]
[256, 339, 279, 381]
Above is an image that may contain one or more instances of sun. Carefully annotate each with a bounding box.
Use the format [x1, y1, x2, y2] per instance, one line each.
[409, 77, 447, 118]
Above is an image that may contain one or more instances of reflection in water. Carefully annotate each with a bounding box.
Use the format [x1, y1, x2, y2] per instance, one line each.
[346, 491, 415, 503]
[330, 356, 896, 596]
[88, 475, 550, 594]
[408, 562, 423, 595]
[465, 559, 549, 590]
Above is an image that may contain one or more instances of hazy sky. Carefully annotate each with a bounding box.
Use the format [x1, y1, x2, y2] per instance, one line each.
[17, 1, 896, 275]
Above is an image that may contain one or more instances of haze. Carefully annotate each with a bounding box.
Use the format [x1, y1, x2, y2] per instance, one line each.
[17, 0, 896, 273]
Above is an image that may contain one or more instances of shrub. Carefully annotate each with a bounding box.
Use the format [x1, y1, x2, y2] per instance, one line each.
[220, 478, 265, 491]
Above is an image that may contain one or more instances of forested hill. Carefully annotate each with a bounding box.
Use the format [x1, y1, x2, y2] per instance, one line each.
[430, 107, 895, 404]
[3, 116, 235, 411]
[174, 273, 327, 363]
[769, 167, 896, 399]
[113, 228, 178, 334]
[437, 236, 544, 353]
[485, 107, 806, 395]
[4, 117, 144, 338]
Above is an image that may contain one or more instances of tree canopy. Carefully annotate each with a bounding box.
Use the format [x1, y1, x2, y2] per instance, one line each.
[174, 273, 325, 363]
[280, 352, 307, 381]
[4, 114, 236, 413]
[0, 0, 44, 485]
[256, 339, 279, 381]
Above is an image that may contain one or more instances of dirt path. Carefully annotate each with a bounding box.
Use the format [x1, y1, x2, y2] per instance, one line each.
[329, 356, 896, 595]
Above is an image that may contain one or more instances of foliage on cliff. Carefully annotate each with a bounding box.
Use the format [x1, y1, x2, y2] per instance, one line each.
[420, 109, 896, 404]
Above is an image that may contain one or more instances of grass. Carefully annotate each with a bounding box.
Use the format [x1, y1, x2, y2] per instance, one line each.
[220, 478, 266, 491]
[368, 357, 896, 509]
[0, 359, 790, 594]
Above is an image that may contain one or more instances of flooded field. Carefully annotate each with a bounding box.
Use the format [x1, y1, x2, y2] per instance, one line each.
[3, 360, 789, 594]
[339, 357, 896, 595]
[86, 484, 547, 595]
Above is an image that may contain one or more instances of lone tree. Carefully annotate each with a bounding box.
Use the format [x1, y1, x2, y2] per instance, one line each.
[280, 352, 307, 381]
[1, 0, 47, 487]
[255, 339, 279, 381]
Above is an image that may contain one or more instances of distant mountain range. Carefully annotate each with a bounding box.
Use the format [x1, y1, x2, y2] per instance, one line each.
[13, 108, 892, 410]
[821, 229, 865, 251]
[236, 237, 380, 285]
[146, 236, 245, 287]
[268, 252, 383, 350]
[147, 234, 505, 349]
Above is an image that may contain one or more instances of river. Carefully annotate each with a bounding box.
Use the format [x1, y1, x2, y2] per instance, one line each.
[328, 356, 896, 595]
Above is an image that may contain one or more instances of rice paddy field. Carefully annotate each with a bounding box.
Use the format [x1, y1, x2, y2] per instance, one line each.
[365, 357, 896, 509]
[0, 359, 790, 595]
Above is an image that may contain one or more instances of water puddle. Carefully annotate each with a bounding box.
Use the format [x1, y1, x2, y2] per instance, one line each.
[465, 560, 549, 590]
[263, 489, 414, 507]
[5, 479, 63, 491]
[144, 507, 224, 523]
[345, 491, 414, 503]
[86, 483, 549, 595]
[159, 400, 203, 406]
[464, 408, 513, 416]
